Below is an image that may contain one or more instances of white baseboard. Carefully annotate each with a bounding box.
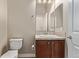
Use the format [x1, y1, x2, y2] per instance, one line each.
[18, 53, 35, 58]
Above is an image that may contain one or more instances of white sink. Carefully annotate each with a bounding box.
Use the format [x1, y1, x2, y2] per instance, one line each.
[35, 35, 65, 40]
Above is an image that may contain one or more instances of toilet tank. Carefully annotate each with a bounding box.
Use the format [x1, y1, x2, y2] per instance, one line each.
[9, 38, 23, 50]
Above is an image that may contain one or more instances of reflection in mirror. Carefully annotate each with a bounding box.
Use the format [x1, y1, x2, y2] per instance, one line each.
[55, 4, 63, 32]
[36, 0, 64, 35]
[49, 4, 63, 32]
[36, 0, 53, 34]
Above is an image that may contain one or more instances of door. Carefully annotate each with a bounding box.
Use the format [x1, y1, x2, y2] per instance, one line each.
[51, 40, 65, 58]
[36, 40, 51, 58]
[54, 40, 65, 58]
[68, 0, 79, 58]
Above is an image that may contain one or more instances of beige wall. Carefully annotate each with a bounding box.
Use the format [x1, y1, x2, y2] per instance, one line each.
[0, 0, 8, 56]
[7, 0, 36, 53]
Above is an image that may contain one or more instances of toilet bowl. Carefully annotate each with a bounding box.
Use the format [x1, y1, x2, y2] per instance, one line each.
[1, 38, 23, 58]
[1, 50, 18, 58]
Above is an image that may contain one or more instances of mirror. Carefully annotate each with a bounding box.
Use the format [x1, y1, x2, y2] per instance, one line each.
[49, 4, 63, 32]
[36, 0, 64, 34]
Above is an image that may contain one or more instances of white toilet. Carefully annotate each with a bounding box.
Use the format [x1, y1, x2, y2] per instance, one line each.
[1, 38, 23, 58]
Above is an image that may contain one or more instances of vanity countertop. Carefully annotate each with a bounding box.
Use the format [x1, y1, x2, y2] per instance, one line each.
[35, 35, 66, 40]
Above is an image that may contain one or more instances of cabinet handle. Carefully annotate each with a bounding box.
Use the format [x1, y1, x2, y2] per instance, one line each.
[48, 41, 50, 45]
[52, 42, 54, 45]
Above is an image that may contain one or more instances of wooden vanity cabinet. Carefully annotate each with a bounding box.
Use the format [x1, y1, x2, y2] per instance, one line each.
[36, 40, 65, 58]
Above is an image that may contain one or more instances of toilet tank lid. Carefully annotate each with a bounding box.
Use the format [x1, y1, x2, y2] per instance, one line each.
[9, 39, 23, 41]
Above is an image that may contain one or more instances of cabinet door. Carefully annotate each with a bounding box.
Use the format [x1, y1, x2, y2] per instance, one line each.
[36, 40, 51, 58]
[54, 40, 65, 58]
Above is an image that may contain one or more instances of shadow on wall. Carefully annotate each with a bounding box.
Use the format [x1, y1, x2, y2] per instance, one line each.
[1, 45, 8, 55]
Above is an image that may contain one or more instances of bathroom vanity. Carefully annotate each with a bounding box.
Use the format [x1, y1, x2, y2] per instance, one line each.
[35, 0, 65, 58]
[35, 35, 65, 58]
